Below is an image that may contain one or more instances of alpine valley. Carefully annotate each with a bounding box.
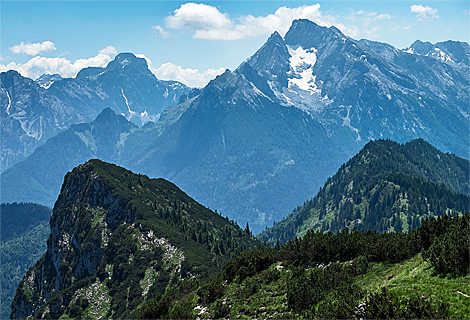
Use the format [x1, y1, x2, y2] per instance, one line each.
[1, 18, 470, 319]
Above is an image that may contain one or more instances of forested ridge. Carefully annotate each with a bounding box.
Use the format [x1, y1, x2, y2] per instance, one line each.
[138, 213, 469, 319]
[259, 139, 470, 244]
[6, 138, 470, 319]
[10, 160, 262, 320]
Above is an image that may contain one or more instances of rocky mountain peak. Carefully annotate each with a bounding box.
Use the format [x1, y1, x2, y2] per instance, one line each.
[284, 19, 343, 49]
[107, 52, 149, 72]
[36, 73, 64, 89]
[93, 107, 136, 128]
[1, 69, 34, 89]
[405, 39, 470, 69]
[407, 39, 433, 54]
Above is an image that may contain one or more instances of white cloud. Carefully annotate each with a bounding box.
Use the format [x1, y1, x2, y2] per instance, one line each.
[463, 9, 470, 15]
[156, 62, 224, 88]
[0, 53, 112, 80]
[343, 9, 392, 38]
[410, 5, 439, 20]
[375, 14, 392, 21]
[166, 3, 233, 30]
[9, 41, 57, 56]
[99, 45, 117, 55]
[152, 25, 170, 38]
[163, 3, 343, 40]
[135, 53, 223, 87]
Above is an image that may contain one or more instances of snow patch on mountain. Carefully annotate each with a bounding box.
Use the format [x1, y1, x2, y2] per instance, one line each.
[287, 45, 319, 95]
[121, 88, 136, 118]
[264, 44, 333, 115]
[428, 48, 454, 63]
[6, 90, 11, 115]
[138, 111, 160, 126]
[341, 105, 361, 141]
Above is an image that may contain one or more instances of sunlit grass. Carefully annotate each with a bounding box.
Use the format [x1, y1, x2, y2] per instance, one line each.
[355, 253, 470, 319]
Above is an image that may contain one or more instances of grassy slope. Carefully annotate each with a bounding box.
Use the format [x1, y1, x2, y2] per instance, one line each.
[355, 253, 470, 319]
[178, 252, 469, 319]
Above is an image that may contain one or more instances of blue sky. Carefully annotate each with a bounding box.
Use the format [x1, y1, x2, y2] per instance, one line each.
[1, 1, 469, 87]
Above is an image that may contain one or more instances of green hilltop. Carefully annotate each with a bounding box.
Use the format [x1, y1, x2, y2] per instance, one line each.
[259, 139, 470, 244]
[8, 138, 470, 319]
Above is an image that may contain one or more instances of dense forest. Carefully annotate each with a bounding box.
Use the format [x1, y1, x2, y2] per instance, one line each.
[138, 213, 469, 319]
[259, 139, 470, 244]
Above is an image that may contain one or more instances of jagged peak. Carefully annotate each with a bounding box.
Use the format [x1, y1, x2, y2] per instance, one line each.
[1, 69, 22, 78]
[75, 53, 149, 79]
[267, 30, 283, 42]
[284, 19, 345, 48]
[92, 107, 138, 128]
[93, 107, 118, 121]
[0, 69, 35, 84]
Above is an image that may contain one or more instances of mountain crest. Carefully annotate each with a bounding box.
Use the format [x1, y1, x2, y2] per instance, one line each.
[107, 52, 149, 71]
[11, 160, 261, 319]
[405, 39, 470, 70]
[284, 19, 343, 48]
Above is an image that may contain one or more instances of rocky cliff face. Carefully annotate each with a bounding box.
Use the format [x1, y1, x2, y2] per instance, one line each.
[11, 159, 260, 319]
[11, 162, 135, 319]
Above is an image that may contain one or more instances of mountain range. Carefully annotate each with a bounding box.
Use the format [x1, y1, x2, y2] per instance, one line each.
[47, 53, 190, 126]
[0, 53, 189, 174]
[9, 137, 470, 318]
[1, 19, 469, 234]
[2, 17, 470, 320]
[0, 71, 83, 173]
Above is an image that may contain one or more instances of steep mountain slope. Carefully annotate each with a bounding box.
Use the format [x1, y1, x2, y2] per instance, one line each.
[0, 70, 83, 173]
[2, 20, 468, 234]
[0, 108, 137, 205]
[48, 53, 190, 126]
[128, 20, 468, 233]
[131, 70, 355, 234]
[259, 139, 470, 244]
[0, 203, 52, 320]
[10, 160, 261, 319]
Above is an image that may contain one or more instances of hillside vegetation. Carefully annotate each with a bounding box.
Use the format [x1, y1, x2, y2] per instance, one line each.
[10, 160, 261, 319]
[138, 213, 469, 319]
[259, 139, 470, 244]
